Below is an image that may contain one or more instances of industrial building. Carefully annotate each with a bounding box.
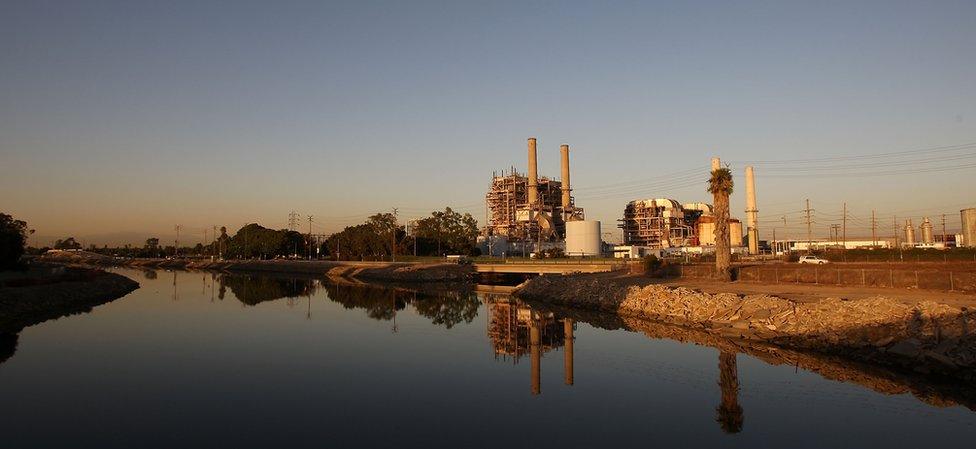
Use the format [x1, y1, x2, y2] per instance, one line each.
[617, 200, 743, 249]
[615, 159, 754, 255]
[482, 138, 601, 256]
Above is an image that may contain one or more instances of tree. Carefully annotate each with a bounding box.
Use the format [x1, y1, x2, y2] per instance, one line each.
[412, 207, 479, 256]
[224, 223, 302, 260]
[0, 213, 29, 270]
[54, 237, 82, 250]
[708, 167, 734, 281]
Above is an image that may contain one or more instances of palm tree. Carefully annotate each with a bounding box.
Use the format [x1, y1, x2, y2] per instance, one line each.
[708, 167, 734, 281]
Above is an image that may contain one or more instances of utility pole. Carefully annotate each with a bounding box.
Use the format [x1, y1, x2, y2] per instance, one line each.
[212, 225, 218, 259]
[391, 208, 398, 262]
[871, 210, 877, 246]
[781, 216, 788, 253]
[174, 224, 182, 257]
[893, 216, 899, 248]
[804, 199, 814, 252]
[307, 215, 313, 260]
[830, 224, 841, 243]
[288, 211, 300, 231]
[942, 214, 947, 247]
[842, 202, 847, 247]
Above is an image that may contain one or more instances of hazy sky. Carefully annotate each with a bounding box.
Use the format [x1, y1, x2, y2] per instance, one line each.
[2, 0, 975, 246]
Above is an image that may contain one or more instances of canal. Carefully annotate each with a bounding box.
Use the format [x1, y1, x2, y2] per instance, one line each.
[0, 268, 973, 447]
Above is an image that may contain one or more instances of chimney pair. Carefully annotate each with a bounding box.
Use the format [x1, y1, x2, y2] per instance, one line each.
[527, 138, 572, 210]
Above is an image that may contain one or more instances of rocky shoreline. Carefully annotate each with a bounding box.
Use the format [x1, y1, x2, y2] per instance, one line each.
[515, 273, 976, 381]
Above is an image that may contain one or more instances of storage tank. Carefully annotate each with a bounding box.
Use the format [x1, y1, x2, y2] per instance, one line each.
[920, 217, 934, 244]
[962, 208, 976, 248]
[905, 219, 915, 246]
[730, 219, 744, 247]
[697, 217, 744, 247]
[565, 220, 601, 256]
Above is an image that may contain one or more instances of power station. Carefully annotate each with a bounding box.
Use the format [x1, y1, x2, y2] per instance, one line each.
[480, 139, 972, 257]
[482, 138, 601, 257]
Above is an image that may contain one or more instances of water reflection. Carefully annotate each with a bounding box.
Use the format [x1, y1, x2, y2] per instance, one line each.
[717, 351, 744, 433]
[485, 297, 574, 394]
[4, 268, 976, 426]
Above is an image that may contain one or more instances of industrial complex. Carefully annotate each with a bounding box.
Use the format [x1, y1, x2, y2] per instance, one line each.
[479, 138, 976, 258]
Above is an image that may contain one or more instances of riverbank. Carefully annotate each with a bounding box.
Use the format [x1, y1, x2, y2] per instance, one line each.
[36, 252, 473, 283]
[1, 265, 139, 364]
[514, 272, 976, 380]
[523, 299, 976, 411]
[1, 265, 139, 334]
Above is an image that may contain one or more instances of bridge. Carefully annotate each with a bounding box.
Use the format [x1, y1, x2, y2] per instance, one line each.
[473, 261, 624, 275]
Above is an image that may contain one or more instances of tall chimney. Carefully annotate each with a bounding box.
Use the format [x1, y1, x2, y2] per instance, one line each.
[711, 157, 721, 172]
[560, 144, 571, 210]
[745, 166, 759, 255]
[527, 138, 539, 206]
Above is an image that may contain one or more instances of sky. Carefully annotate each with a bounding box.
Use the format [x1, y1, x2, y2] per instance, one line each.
[2, 0, 975, 246]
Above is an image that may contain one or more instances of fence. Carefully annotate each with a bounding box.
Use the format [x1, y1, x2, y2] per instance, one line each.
[679, 264, 976, 293]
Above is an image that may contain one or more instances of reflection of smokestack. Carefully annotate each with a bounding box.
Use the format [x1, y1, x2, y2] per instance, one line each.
[560, 144, 571, 210]
[711, 157, 721, 172]
[563, 318, 574, 386]
[528, 138, 539, 206]
[530, 314, 541, 395]
[745, 166, 759, 255]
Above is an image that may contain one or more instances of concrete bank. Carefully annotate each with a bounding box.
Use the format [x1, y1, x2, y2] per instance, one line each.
[38, 253, 474, 283]
[514, 272, 976, 380]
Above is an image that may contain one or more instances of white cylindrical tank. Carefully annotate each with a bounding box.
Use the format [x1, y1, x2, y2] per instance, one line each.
[565, 220, 601, 256]
[962, 208, 976, 248]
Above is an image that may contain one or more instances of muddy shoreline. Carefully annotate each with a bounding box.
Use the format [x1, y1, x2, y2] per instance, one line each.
[514, 272, 976, 381]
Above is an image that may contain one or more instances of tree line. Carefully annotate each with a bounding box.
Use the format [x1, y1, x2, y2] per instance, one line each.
[8, 207, 480, 263]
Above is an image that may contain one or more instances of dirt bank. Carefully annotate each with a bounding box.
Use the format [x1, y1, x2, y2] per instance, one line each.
[37, 253, 473, 283]
[515, 272, 976, 380]
[0, 266, 139, 335]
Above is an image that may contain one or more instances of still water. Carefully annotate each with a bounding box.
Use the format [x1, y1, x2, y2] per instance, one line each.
[1, 268, 974, 448]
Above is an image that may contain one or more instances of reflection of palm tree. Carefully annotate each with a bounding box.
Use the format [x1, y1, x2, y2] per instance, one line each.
[716, 351, 744, 433]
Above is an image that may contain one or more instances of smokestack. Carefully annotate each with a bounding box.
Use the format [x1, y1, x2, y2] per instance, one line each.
[560, 144, 571, 210]
[527, 138, 539, 206]
[745, 166, 759, 255]
[711, 157, 721, 172]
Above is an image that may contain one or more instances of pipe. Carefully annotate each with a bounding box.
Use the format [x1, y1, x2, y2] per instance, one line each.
[563, 318, 574, 386]
[745, 166, 759, 255]
[560, 144, 571, 210]
[530, 313, 541, 395]
[528, 138, 539, 206]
